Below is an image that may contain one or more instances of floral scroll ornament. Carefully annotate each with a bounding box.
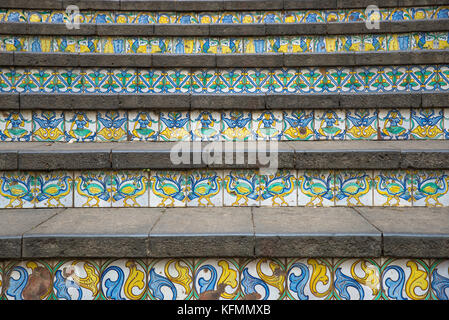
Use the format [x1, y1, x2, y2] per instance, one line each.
[65, 5, 80, 30]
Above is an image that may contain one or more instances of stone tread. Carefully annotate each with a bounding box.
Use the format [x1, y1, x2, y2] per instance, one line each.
[1, 0, 447, 11]
[1, 140, 449, 170]
[1, 206, 448, 258]
[1, 91, 447, 110]
[3, 51, 449, 68]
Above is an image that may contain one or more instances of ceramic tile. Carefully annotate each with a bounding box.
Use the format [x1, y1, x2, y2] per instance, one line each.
[74, 171, 112, 207]
[149, 171, 187, 207]
[252, 111, 283, 141]
[271, 69, 298, 93]
[219, 38, 243, 54]
[0, 110, 32, 141]
[128, 110, 159, 141]
[32, 110, 65, 141]
[148, 259, 194, 300]
[28, 36, 53, 52]
[378, 108, 410, 140]
[337, 35, 363, 52]
[186, 170, 223, 207]
[297, 170, 334, 207]
[0, 171, 35, 208]
[198, 12, 220, 24]
[381, 259, 431, 300]
[221, 111, 252, 141]
[172, 38, 196, 54]
[363, 34, 386, 51]
[53, 260, 101, 300]
[64, 111, 97, 142]
[111, 171, 149, 207]
[101, 37, 125, 54]
[125, 38, 149, 54]
[332, 259, 381, 300]
[97, 110, 128, 142]
[34, 171, 73, 208]
[411, 108, 444, 139]
[373, 170, 412, 206]
[411, 32, 439, 50]
[429, 260, 449, 300]
[334, 171, 373, 206]
[190, 111, 221, 141]
[149, 38, 171, 53]
[177, 12, 199, 24]
[244, 38, 266, 53]
[314, 109, 345, 140]
[100, 259, 148, 300]
[386, 34, 410, 51]
[291, 36, 312, 52]
[240, 259, 286, 300]
[196, 38, 220, 54]
[282, 110, 314, 141]
[159, 111, 190, 141]
[412, 171, 449, 207]
[260, 170, 297, 207]
[223, 170, 259, 206]
[267, 37, 290, 53]
[194, 259, 240, 300]
[345, 109, 378, 140]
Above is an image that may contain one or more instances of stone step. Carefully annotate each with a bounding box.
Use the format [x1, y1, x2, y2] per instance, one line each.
[3, 51, 449, 67]
[1, 140, 449, 170]
[1, 206, 448, 259]
[2, 0, 447, 11]
[3, 19, 448, 36]
[1, 91, 446, 110]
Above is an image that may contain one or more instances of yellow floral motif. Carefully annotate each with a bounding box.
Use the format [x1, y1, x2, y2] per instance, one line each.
[308, 259, 332, 298]
[256, 259, 285, 295]
[405, 261, 429, 300]
[350, 260, 380, 296]
[71, 261, 100, 296]
[217, 260, 238, 299]
[124, 261, 146, 300]
[165, 260, 192, 296]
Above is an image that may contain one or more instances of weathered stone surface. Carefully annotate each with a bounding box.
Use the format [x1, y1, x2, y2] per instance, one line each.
[339, 93, 421, 109]
[0, 209, 62, 258]
[118, 94, 190, 109]
[254, 207, 381, 257]
[210, 24, 265, 36]
[62, 0, 120, 10]
[14, 52, 79, 67]
[191, 94, 266, 109]
[217, 54, 283, 68]
[152, 54, 215, 67]
[0, 52, 13, 66]
[266, 94, 339, 109]
[96, 24, 154, 36]
[22, 208, 163, 258]
[78, 53, 152, 67]
[154, 24, 209, 36]
[175, 0, 224, 11]
[284, 53, 356, 67]
[0, 93, 19, 109]
[20, 93, 120, 110]
[223, 0, 283, 10]
[422, 92, 449, 108]
[0, 0, 63, 9]
[149, 207, 254, 257]
[358, 207, 449, 258]
[120, 0, 177, 10]
[284, 0, 338, 9]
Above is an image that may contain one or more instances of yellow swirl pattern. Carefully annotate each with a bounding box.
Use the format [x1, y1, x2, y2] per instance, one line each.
[405, 261, 429, 300]
[165, 260, 192, 296]
[350, 260, 379, 296]
[124, 261, 145, 300]
[71, 261, 99, 296]
[308, 259, 332, 298]
[256, 259, 285, 295]
[217, 260, 238, 299]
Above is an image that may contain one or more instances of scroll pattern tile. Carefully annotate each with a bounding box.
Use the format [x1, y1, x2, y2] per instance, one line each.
[0, 258, 447, 300]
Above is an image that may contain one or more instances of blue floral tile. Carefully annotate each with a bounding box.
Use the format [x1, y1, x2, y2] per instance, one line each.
[97, 111, 128, 142]
[345, 109, 378, 140]
[186, 170, 223, 207]
[65, 111, 97, 142]
[32, 110, 65, 142]
[223, 170, 259, 206]
[74, 171, 112, 207]
[334, 171, 373, 206]
[297, 170, 334, 207]
[190, 111, 221, 141]
[374, 170, 412, 206]
[128, 111, 159, 141]
[221, 111, 252, 141]
[0, 171, 35, 208]
[411, 108, 444, 139]
[429, 260, 449, 300]
[111, 171, 149, 207]
[149, 171, 187, 207]
[159, 111, 190, 141]
[0, 111, 32, 141]
[34, 171, 73, 208]
[378, 109, 410, 140]
[259, 170, 297, 206]
[282, 110, 314, 141]
[194, 259, 240, 299]
[314, 109, 345, 140]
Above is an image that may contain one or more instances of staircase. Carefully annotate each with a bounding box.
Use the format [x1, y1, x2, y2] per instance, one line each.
[0, 0, 449, 300]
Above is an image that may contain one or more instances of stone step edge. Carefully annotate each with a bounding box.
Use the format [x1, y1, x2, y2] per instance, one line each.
[1, 140, 449, 170]
[2, 19, 448, 36]
[0, 91, 446, 110]
[3, 51, 449, 68]
[1, 206, 448, 259]
[2, 0, 448, 11]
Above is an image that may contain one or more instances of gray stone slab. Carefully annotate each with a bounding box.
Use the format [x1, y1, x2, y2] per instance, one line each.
[254, 207, 381, 257]
[191, 94, 266, 110]
[0, 0, 63, 9]
[154, 24, 209, 36]
[0, 149, 18, 170]
[96, 24, 154, 36]
[284, 0, 338, 9]
[339, 93, 421, 109]
[18, 143, 112, 170]
[217, 54, 283, 68]
[25, 23, 96, 35]
[223, 0, 283, 10]
[422, 92, 449, 108]
[266, 94, 339, 109]
[0, 52, 13, 66]
[118, 94, 190, 110]
[284, 53, 356, 67]
[0, 209, 62, 258]
[401, 150, 449, 169]
[20, 93, 120, 110]
[210, 24, 265, 36]
[14, 52, 79, 67]
[265, 23, 326, 36]
[23, 208, 164, 258]
[152, 54, 216, 68]
[77, 53, 152, 67]
[62, 0, 120, 10]
[120, 0, 177, 10]
[0, 23, 28, 35]
[357, 207, 449, 258]
[175, 0, 224, 11]
[149, 207, 254, 257]
[0, 94, 19, 109]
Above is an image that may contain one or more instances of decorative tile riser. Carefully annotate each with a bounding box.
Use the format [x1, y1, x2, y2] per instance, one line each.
[2, 108, 448, 142]
[1, 169, 449, 208]
[2, 65, 449, 93]
[0, 258, 447, 300]
[1, 6, 448, 24]
[3, 32, 449, 54]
